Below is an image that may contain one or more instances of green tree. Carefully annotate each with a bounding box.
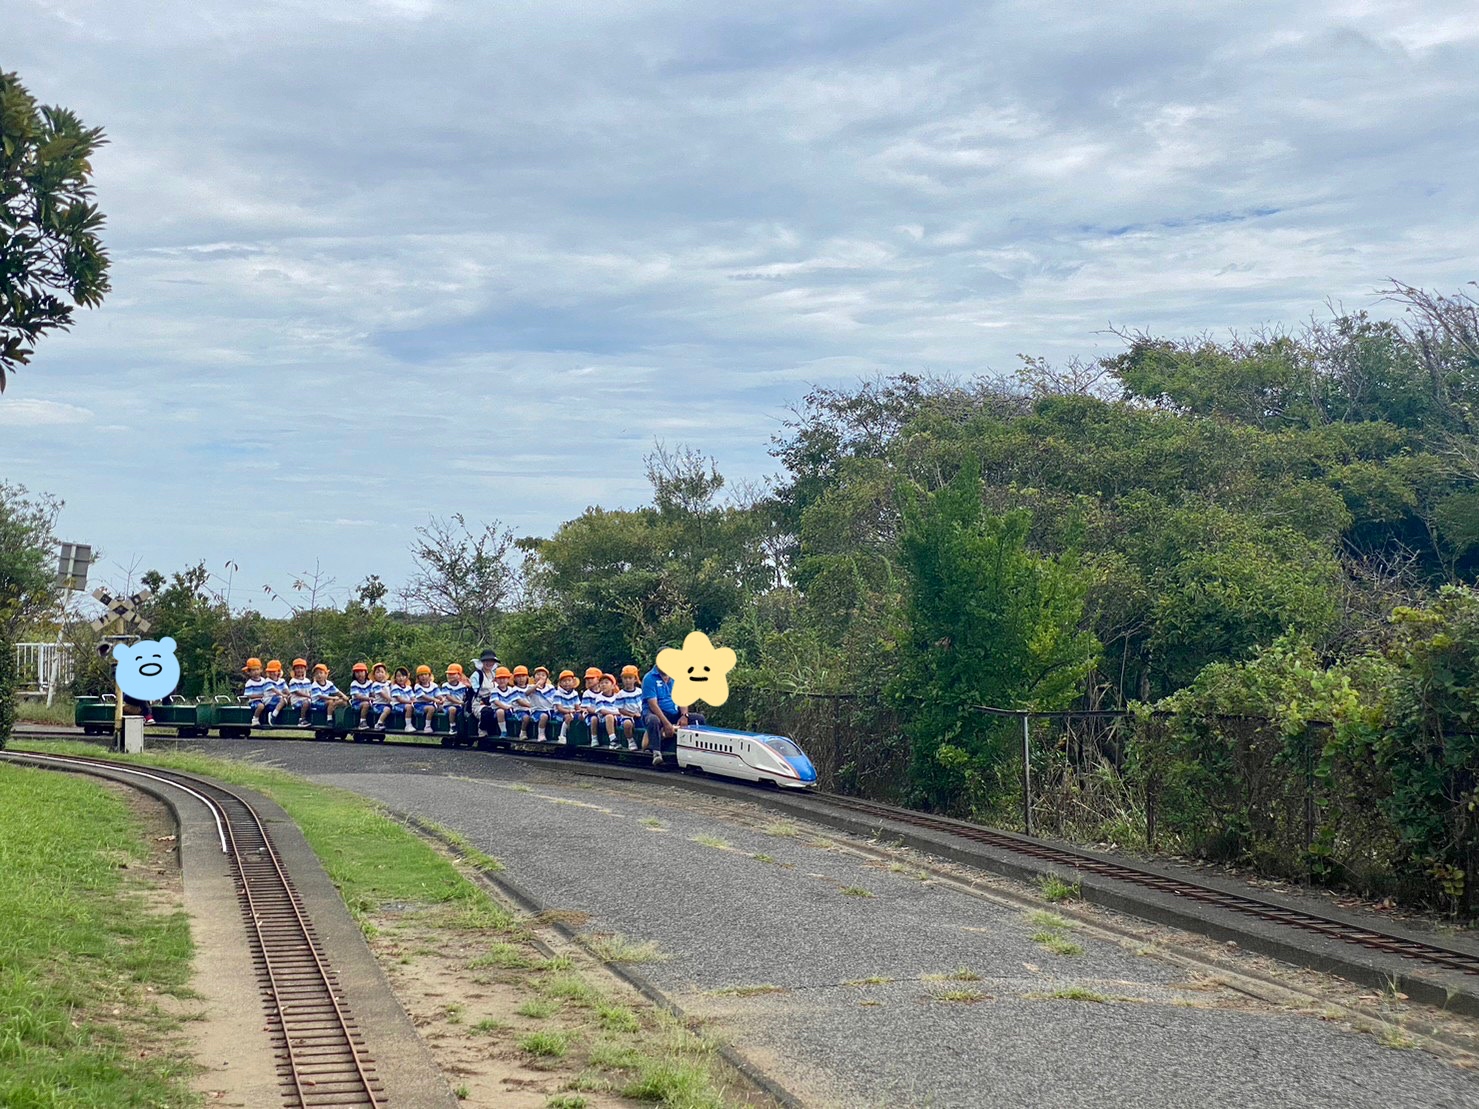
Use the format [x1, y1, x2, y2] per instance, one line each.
[0, 482, 60, 745]
[0, 70, 110, 391]
[894, 461, 1099, 811]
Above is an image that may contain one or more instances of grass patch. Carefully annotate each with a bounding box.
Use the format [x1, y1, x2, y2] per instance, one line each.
[13, 696, 75, 726]
[844, 976, 893, 987]
[0, 762, 197, 1107]
[472, 1017, 508, 1033]
[444, 1001, 466, 1024]
[1030, 987, 1107, 1002]
[427, 821, 504, 872]
[589, 1039, 644, 1071]
[597, 1003, 641, 1033]
[519, 1029, 572, 1058]
[542, 974, 603, 1008]
[1377, 1024, 1416, 1050]
[925, 967, 981, 982]
[1027, 910, 1077, 931]
[639, 817, 665, 829]
[589, 934, 669, 965]
[763, 821, 800, 837]
[511, 784, 534, 793]
[713, 983, 785, 997]
[690, 833, 732, 850]
[517, 997, 560, 1019]
[1032, 933, 1085, 957]
[934, 989, 988, 1003]
[1038, 875, 1082, 903]
[469, 942, 537, 970]
[841, 886, 873, 898]
[752, 853, 778, 864]
[547, 1096, 588, 1109]
[455, 1084, 470, 1099]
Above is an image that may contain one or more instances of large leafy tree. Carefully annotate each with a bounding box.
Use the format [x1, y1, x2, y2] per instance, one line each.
[0, 482, 61, 745]
[0, 70, 110, 391]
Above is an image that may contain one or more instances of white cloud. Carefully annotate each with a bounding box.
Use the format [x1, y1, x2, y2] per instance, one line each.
[0, 398, 95, 425]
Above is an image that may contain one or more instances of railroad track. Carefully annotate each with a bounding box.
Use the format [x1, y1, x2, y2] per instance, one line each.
[3, 750, 385, 1108]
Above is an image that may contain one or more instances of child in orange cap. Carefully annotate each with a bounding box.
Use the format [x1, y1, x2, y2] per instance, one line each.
[597, 673, 623, 748]
[286, 659, 314, 727]
[525, 666, 555, 742]
[370, 663, 395, 730]
[580, 667, 607, 748]
[439, 664, 469, 733]
[309, 664, 347, 723]
[509, 665, 535, 739]
[348, 663, 374, 728]
[413, 665, 441, 733]
[389, 666, 416, 732]
[615, 665, 644, 750]
[549, 669, 581, 745]
[253, 660, 287, 726]
[242, 658, 270, 722]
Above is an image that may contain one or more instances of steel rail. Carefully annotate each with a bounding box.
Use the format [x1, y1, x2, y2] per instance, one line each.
[1, 750, 385, 1107]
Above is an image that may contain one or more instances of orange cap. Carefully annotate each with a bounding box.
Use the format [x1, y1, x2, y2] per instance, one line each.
[265, 660, 283, 673]
[243, 657, 262, 671]
[291, 658, 308, 669]
[446, 663, 464, 676]
[512, 664, 529, 677]
[352, 662, 368, 673]
[534, 665, 549, 675]
[313, 663, 328, 673]
[584, 667, 602, 679]
[416, 665, 432, 676]
[621, 664, 639, 678]
[495, 666, 512, 679]
[602, 673, 615, 684]
[559, 670, 576, 681]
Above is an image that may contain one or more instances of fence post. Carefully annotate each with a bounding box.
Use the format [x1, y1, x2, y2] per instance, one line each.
[1021, 712, 1034, 836]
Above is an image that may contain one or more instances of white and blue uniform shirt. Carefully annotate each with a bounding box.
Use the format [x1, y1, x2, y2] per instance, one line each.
[440, 682, 467, 703]
[526, 684, 555, 713]
[287, 677, 313, 700]
[391, 683, 416, 706]
[490, 686, 527, 712]
[581, 690, 608, 717]
[550, 687, 580, 713]
[414, 681, 440, 703]
[310, 680, 341, 703]
[244, 676, 269, 702]
[614, 687, 644, 716]
[350, 679, 373, 701]
[369, 679, 391, 702]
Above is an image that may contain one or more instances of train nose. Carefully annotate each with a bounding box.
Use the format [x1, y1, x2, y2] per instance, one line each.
[786, 756, 817, 784]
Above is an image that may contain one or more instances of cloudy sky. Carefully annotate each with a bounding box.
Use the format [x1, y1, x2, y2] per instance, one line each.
[3, 0, 1477, 611]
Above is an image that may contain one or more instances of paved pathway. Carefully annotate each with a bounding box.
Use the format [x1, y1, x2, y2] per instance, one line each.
[202, 740, 1479, 1109]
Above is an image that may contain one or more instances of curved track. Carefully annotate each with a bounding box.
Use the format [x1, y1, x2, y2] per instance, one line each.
[3, 750, 385, 1109]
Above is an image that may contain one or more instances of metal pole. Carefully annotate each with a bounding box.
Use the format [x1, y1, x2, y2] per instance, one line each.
[1022, 712, 1033, 836]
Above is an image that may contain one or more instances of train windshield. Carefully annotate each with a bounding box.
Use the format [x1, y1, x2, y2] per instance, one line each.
[764, 737, 804, 758]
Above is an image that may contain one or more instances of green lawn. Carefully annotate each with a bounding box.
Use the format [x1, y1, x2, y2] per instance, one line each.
[0, 762, 198, 1108]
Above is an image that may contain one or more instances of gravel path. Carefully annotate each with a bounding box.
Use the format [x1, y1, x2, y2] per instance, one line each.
[202, 740, 1479, 1109]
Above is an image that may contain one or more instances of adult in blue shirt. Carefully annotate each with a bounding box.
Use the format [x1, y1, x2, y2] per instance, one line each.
[642, 662, 705, 767]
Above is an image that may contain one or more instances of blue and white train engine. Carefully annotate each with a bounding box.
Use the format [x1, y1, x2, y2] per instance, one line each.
[675, 725, 818, 788]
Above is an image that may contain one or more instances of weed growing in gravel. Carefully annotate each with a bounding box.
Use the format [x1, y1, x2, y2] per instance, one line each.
[924, 968, 981, 982]
[1033, 933, 1084, 956]
[714, 983, 786, 997]
[842, 886, 874, 898]
[469, 943, 536, 970]
[639, 817, 664, 829]
[752, 853, 778, 864]
[444, 1002, 465, 1024]
[597, 1003, 641, 1033]
[543, 975, 602, 1008]
[1038, 875, 1081, 903]
[511, 784, 534, 793]
[472, 1018, 507, 1033]
[565, 1072, 608, 1092]
[589, 933, 669, 964]
[691, 833, 732, 850]
[589, 1040, 643, 1071]
[538, 955, 573, 972]
[763, 821, 800, 837]
[519, 1030, 571, 1058]
[547, 1095, 588, 1109]
[1027, 910, 1076, 931]
[517, 998, 560, 1019]
[887, 862, 930, 880]
[1377, 1024, 1416, 1050]
[844, 977, 893, 987]
[934, 989, 988, 1003]
[1030, 987, 1106, 1002]
[454, 1084, 469, 1099]
[621, 1060, 720, 1108]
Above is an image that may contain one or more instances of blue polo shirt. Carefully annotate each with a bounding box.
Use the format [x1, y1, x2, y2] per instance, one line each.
[642, 666, 679, 718]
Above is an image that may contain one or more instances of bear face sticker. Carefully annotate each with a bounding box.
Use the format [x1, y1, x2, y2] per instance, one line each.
[112, 637, 182, 702]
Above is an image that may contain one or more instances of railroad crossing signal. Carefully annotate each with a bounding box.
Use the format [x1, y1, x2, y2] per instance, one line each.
[90, 587, 153, 635]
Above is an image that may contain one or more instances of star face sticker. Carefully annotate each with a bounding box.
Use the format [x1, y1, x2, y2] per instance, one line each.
[657, 631, 737, 707]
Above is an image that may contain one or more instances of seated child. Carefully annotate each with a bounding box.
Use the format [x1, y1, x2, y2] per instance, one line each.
[413, 665, 441, 733]
[370, 663, 395, 730]
[510, 665, 538, 739]
[549, 670, 582, 745]
[286, 658, 314, 726]
[348, 663, 374, 727]
[309, 664, 347, 724]
[242, 658, 269, 722]
[389, 667, 416, 732]
[524, 666, 556, 741]
[615, 665, 644, 750]
[580, 667, 607, 748]
[598, 673, 624, 748]
[252, 660, 287, 726]
[439, 664, 469, 731]
[488, 667, 528, 737]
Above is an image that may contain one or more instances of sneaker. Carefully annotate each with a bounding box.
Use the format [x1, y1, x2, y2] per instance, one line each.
[627, 740, 638, 751]
[652, 753, 664, 767]
[423, 724, 433, 734]
[404, 722, 415, 732]
[299, 719, 312, 728]
[608, 739, 621, 749]
[589, 737, 600, 747]
[555, 735, 566, 746]
[374, 721, 387, 731]
[144, 715, 155, 725]
[268, 711, 281, 725]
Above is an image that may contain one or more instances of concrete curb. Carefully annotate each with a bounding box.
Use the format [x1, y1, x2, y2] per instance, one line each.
[395, 811, 802, 1109]
[1, 751, 460, 1109]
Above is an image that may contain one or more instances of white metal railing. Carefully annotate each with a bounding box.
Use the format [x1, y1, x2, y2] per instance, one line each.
[14, 641, 76, 705]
